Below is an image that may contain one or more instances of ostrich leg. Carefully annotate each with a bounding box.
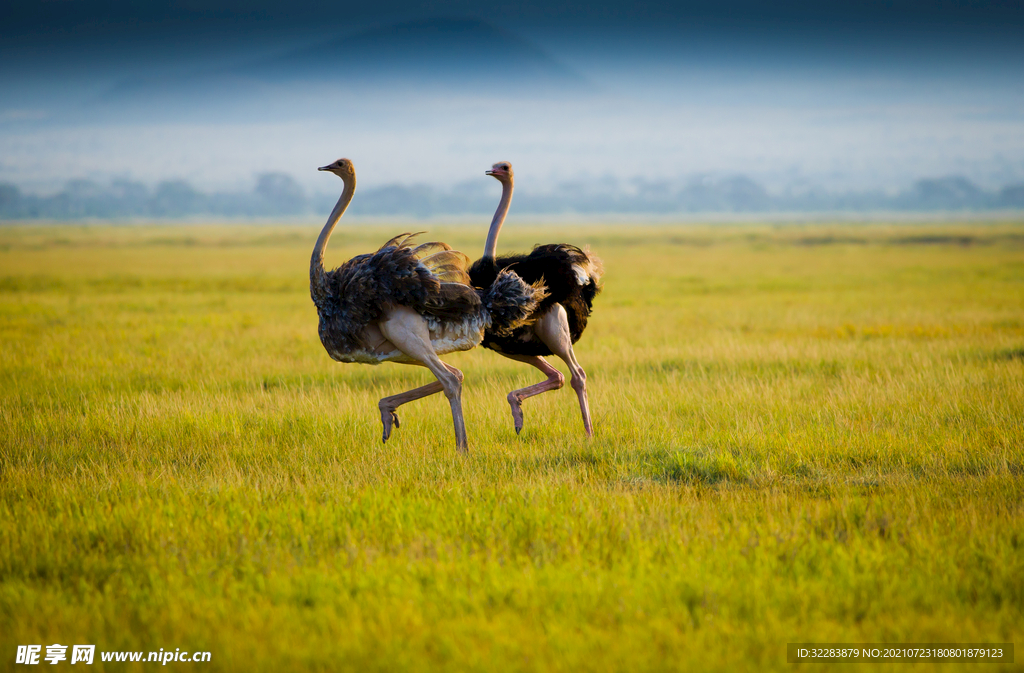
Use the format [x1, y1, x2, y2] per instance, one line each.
[501, 354, 564, 435]
[376, 363, 463, 443]
[506, 303, 593, 437]
[538, 305, 592, 437]
[379, 306, 469, 453]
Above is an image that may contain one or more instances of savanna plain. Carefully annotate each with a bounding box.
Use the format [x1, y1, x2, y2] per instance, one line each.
[1, 220, 1022, 672]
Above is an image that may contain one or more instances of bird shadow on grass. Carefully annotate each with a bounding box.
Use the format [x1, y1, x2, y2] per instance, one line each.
[615, 446, 844, 496]
[641, 357, 847, 382]
[507, 444, 1000, 496]
[515, 445, 758, 489]
[648, 448, 751, 486]
[956, 346, 1024, 365]
[993, 347, 1024, 362]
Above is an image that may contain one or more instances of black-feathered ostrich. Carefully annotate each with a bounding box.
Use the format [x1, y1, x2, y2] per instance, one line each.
[468, 161, 603, 436]
[311, 158, 545, 453]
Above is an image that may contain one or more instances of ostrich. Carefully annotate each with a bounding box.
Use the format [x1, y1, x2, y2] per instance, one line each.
[468, 161, 603, 436]
[311, 158, 545, 453]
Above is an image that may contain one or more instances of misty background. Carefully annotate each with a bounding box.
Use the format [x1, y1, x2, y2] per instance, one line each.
[2, 0, 1023, 218]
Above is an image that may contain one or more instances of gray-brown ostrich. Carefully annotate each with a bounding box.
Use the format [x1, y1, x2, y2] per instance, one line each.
[467, 161, 603, 436]
[311, 158, 545, 453]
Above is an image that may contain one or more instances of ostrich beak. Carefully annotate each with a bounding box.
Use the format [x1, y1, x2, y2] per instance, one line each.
[485, 170, 495, 176]
[318, 165, 331, 172]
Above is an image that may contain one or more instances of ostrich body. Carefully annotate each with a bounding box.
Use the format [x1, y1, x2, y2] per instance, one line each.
[311, 158, 544, 453]
[467, 161, 603, 436]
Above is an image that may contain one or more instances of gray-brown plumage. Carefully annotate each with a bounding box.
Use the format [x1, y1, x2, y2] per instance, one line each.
[467, 161, 603, 436]
[311, 158, 544, 452]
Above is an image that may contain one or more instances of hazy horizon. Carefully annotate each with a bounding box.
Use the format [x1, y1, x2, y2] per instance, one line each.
[3, 1, 1023, 208]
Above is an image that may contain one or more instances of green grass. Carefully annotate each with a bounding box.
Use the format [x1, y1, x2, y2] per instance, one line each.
[1, 220, 1023, 671]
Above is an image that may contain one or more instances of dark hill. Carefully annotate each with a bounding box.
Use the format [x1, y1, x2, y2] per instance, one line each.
[103, 17, 591, 110]
[239, 18, 591, 91]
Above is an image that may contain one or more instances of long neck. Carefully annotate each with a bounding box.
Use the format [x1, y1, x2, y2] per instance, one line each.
[310, 174, 356, 303]
[482, 177, 513, 261]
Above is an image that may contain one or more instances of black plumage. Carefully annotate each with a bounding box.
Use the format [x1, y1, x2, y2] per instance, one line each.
[468, 243, 601, 356]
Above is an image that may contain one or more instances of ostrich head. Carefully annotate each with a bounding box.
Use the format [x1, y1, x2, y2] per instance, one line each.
[486, 161, 513, 183]
[318, 158, 355, 179]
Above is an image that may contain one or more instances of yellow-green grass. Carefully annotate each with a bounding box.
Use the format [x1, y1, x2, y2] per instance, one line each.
[1, 220, 1022, 671]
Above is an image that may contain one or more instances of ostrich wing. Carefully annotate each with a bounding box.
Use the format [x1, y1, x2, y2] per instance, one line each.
[420, 250, 472, 285]
[422, 282, 483, 321]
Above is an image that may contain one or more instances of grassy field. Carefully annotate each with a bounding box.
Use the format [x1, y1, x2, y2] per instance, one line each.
[1, 220, 1023, 671]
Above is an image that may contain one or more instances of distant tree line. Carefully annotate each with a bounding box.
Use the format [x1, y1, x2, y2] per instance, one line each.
[0, 174, 309, 219]
[2, 173, 1023, 219]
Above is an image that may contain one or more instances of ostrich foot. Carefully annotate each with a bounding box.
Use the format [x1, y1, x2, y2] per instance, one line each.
[507, 393, 526, 435]
[379, 403, 400, 443]
[500, 356, 564, 436]
[570, 372, 592, 438]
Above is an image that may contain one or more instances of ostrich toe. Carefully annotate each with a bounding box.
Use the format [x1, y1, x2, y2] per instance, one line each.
[380, 406, 400, 442]
[507, 392, 525, 434]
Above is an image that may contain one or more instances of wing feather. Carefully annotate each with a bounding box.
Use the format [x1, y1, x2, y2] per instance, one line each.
[419, 250, 472, 284]
[410, 241, 452, 258]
